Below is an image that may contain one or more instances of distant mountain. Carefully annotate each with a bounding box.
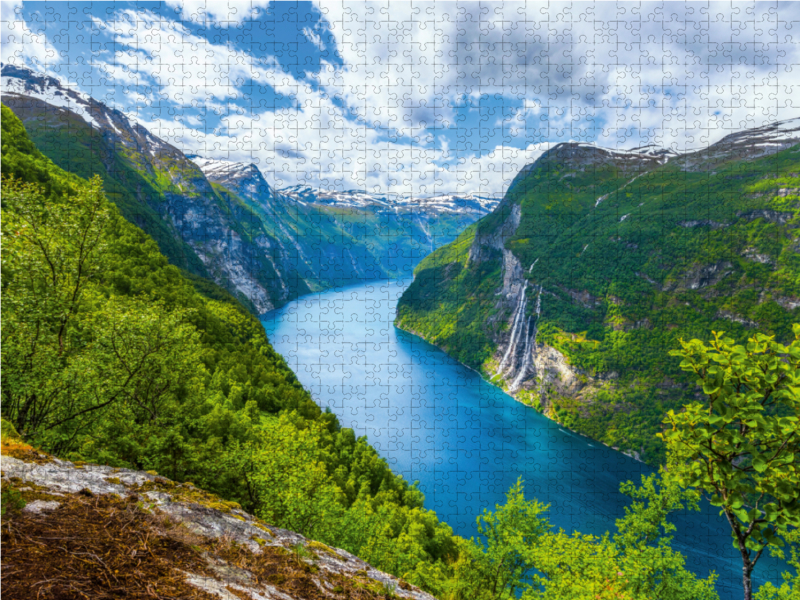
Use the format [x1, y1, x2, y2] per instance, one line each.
[189, 155, 499, 292]
[277, 184, 499, 216]
[1, 64, 496, 312]
[396, 119, 800, 464]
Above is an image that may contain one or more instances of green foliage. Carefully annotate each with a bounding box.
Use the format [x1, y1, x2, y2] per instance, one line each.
[664, 327, 800, 599]
[447, 479, 550, 600]
[2, 103, 209, 278]
[1, 418, 22, 442]
[1, 482, 27, 519]
[432, 475, 718, 600]
[755, 530, 800, 600]
[523, 472, 719, 600]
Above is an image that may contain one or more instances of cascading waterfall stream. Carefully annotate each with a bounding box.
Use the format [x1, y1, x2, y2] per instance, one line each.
[509, 285, 542, 391]
[495, 282, 528, 376]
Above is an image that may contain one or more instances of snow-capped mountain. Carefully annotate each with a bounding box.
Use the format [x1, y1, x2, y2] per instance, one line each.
[276, 185, 500, 216]
[277, 185, 393, 208]
[1, 63, 175, 158]
[187, 155, 502, 216]
[2, 64, 103, 129]
[190, 155, 497, 290]
[704, 117, 800, 155]
[567, 141, 679, 164]
[395, 193, 501, 215]
[188, 156, 282, 210]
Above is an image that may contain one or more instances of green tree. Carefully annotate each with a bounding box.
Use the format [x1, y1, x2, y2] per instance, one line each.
[755, 529, 800, 600]
[247, 414, 348, 540]
[1, 176, 206, 454]
[523, 472, 719, 600]
[2, 176, 111, 438]
[663, 329, 800, 600]
[449, 479, 550, 600]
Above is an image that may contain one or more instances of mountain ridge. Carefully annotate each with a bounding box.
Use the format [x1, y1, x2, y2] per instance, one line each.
[1, 64, 496, 313]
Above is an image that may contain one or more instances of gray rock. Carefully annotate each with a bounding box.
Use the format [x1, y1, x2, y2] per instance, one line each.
[2, 455, 437, 600]
[22, 500, 61, 514]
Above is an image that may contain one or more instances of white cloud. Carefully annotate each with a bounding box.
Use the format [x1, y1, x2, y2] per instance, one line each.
[92, 10, 274, 105]
[302, 26, 324, 51]
[8, 1, 800, 196]
[112, 0, 800, 194]
[315, 0, 800, 153]
[163, 0, 270, 27]
[1, 0, 59, 67]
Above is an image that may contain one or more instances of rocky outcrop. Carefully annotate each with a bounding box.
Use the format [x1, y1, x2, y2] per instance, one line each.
[679, 219, 729, 229]
[467, 203, 521, 266]
[1, 450, 435, 600]
[670, 261, 734, 291]
[737, 209, 795, 225]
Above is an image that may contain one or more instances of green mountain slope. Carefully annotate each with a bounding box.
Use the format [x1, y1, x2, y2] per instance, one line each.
[396, 125, 800, 464]
[1, 68, 310, 313]
[0, 104, 467, 592]
[2, 65, 495, 315]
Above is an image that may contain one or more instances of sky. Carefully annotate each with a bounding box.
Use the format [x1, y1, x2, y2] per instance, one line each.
[2, 0, 800, 196]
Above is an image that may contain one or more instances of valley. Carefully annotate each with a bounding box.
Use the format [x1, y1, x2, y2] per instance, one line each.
[2, 63, 799, 600]
[1, 64, 498, 313]
[262, 278, 783, 599]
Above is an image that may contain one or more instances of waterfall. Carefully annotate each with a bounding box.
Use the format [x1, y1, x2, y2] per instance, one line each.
[509, 285, 542, 391]
[496, 282, 528, 376]
[529, 258, 539, 273]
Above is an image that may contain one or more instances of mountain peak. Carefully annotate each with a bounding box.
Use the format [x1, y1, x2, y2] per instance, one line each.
[191, 156, 263, 179]
[548, 141, 678, 164]
[705, 117, 800, 153]
[2, 63, 101, 129]
[191, 155, 279, 203]
[1, 63, 176, 157]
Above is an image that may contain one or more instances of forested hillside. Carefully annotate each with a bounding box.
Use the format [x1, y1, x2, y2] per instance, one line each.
[396, 122, 800, 465]
[0, 104, 460, 586]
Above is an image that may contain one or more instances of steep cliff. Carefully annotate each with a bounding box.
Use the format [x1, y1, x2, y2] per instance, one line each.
[396, 122, 800, 464]
[1, 64, 308, 313]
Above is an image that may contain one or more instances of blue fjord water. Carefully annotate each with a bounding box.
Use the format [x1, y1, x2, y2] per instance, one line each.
[261, 278, 783, 599]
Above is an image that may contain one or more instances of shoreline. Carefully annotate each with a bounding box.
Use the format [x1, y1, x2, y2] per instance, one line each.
[393, 318, 647, 465]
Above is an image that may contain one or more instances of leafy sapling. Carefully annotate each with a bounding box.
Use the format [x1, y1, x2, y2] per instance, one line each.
[663, 328, 800, 600]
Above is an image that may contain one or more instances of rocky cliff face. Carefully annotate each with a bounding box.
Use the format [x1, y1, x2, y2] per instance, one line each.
[1, 445, 435, 600]
[2, 64, 308, 314]
[396, 120, 800, 464]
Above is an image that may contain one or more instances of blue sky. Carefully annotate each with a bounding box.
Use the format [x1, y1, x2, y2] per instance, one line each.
[3, 1, 800, 195]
